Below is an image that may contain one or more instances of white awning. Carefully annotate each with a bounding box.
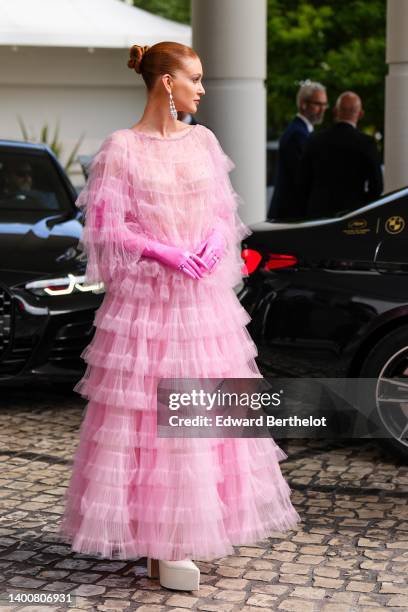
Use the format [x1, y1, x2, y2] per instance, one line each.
[0, 0, 191, 48]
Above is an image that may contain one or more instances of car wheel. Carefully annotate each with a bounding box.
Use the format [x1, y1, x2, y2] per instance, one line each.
[359, 325, 408, 461]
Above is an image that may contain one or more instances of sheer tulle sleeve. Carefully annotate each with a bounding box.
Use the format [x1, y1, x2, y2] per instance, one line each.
[206, 128, 252, 247]
[205, 128, 252, 277]
[76, 131, 147, 286]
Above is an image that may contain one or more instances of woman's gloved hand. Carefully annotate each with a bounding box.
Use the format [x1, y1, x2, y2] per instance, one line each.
[195, 228, 227, 274]
[137, 237, 210, 280]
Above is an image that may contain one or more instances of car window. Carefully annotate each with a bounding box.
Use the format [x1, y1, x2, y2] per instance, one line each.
[0, 151, 72, 212]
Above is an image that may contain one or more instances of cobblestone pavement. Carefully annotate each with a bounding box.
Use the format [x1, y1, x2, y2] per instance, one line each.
[0, 384, 407, 612]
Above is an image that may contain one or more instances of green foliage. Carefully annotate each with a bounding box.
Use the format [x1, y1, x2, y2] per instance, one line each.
[17, 117, 85, 173]
[130, 0, 190, 23]
[267, 0, 386, 142]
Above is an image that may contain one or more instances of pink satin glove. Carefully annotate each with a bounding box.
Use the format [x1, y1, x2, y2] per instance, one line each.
[140, 237, 210, 280]
[195, 228, 227, 274]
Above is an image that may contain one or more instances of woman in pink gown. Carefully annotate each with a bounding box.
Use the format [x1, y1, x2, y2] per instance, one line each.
[60, 41, 301, 590]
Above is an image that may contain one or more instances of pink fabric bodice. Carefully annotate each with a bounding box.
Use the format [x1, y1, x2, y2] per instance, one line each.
[77, 124, 251, 293]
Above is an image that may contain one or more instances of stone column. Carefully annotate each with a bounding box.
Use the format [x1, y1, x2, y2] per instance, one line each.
[384, 0, 408, 192]
[191, 0, 267, 224]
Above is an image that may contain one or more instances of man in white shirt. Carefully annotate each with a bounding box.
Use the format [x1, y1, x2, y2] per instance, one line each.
[267, 80, 329, 220]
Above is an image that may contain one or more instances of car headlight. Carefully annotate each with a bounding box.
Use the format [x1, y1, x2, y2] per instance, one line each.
[25, 273, 104, 296]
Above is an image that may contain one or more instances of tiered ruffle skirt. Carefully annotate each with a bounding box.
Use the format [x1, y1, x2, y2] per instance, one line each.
[59, 265, 301, 561]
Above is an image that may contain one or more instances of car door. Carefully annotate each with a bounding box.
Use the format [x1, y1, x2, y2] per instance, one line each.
[255, 202, 392, 376]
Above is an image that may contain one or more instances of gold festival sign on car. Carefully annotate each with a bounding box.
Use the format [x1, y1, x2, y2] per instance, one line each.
[342, 218, 371, 235]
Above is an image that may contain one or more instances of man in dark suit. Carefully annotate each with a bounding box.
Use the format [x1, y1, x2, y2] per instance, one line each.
[296, 91, 383, 219]
[267, 81, 329, 220]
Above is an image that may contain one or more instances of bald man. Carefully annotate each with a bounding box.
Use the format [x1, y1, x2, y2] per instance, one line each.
[297, 91, 383, 218]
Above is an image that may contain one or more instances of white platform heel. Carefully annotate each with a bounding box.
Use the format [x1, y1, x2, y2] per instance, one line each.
[147, 557, 200, 591]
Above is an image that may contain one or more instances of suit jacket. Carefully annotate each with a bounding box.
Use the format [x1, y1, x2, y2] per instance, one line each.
[267, 116, 311, 220]
[297, 122, 383, 218]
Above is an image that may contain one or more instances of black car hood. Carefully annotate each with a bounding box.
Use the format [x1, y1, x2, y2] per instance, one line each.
[0, 210, 84, 284]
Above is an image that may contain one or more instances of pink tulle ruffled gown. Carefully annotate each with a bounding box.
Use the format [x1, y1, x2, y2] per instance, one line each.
[59, 124, 301, 561]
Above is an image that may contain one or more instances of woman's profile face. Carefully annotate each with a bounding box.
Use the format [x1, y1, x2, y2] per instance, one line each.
[169, 56, 205, 115]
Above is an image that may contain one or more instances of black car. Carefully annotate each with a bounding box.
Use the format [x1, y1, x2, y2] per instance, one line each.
[0, 140, 103, 386]
[239, 188, 408, 458]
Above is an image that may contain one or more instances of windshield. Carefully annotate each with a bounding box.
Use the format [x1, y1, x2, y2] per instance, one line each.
[0, 150, 72, 213]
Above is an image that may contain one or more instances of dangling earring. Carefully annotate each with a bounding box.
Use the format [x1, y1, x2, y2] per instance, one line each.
[169, 91, 177, 120]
